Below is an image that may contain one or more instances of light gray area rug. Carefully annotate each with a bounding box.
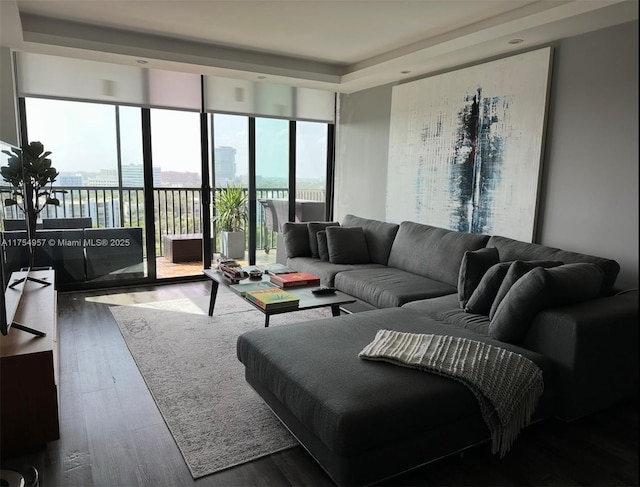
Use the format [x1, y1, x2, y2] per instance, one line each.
[109, 289, 334, 479]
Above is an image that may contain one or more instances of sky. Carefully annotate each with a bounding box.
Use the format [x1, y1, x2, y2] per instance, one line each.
[24, 98, 328, 180]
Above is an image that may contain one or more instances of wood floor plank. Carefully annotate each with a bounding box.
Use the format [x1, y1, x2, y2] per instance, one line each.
[2, 281, 636, 487]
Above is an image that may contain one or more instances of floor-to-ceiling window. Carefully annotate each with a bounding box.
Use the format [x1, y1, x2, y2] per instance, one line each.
[7, 52, 335, 288]
[150, 108, 203, 278]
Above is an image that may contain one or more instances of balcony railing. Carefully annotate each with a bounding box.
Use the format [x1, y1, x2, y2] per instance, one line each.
[0, 186, 326, 258]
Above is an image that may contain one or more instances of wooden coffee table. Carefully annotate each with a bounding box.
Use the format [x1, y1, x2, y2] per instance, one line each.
[203, 269, 356, 327]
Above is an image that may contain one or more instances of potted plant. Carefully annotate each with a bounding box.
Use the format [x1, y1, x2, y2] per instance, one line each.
[214, 183, 248, 259]
[1, 141, 64, 268]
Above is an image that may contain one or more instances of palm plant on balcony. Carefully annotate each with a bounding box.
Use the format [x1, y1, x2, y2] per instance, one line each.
[1, 141, 64, 268]
[214, 183, 248, 259]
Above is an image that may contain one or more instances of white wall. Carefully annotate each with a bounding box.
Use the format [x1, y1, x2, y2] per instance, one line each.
[335, 20, 639, 290]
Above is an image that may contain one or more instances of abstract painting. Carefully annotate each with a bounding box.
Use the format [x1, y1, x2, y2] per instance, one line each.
[386, 47, 552, 242]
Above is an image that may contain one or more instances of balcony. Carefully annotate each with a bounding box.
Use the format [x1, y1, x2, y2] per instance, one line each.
[1, 186, 326, 281]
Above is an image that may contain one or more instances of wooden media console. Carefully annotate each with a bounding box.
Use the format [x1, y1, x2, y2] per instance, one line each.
[0, 268, 59, 453]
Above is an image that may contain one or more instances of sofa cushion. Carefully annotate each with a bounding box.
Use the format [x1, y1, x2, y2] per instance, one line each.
[286, 256, 384, 287]
[326, 226, 370, 264]
[489, 263, 605, 344]
[545, 263, 604, 306]
[457, 247, 500, 308]
[489, 267, 549, 344]
[308, 222, 340, 259]
[282, 222, 312, 258]
[489, 260, 563, 319]
[487, 235, 619, 296]
[388, 221, 489, 287]
[316, 231, 329, 261]
[342, 214, 400, 265]
[334, 268, 456, 309]
[464, 262, 512, 315]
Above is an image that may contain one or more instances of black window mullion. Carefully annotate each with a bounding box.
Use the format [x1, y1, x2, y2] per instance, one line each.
[248, 118, 256, 265]
[288, 121, 296, 223]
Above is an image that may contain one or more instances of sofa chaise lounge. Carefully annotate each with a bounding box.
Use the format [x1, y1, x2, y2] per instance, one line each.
[236, 214, 638, 486]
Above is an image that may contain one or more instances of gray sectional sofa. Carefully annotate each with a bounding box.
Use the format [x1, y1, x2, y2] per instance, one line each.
[236, 214, 638, 486]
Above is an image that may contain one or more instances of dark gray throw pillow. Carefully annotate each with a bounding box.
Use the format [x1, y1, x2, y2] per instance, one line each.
[489, 267, 550, 344]
[489, 260, 563, 319]
[326, 226, 370, 264]
[464, 262, 512, 315]
[282, 222, 312, 258]
[489, 262, 605, 345]
[458, 247, 500, 309]
[317, 230, 329, 261]
[545, 263, 604, 306]
[308, 222, 340, 259]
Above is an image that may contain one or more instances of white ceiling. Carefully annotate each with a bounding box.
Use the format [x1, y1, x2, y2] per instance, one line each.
[1, 0, 638, 93]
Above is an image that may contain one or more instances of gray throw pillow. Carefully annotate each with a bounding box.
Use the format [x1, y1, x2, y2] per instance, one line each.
[489, 267, 550, 344]
[308, 222, 340, 259]
[317, 230, 329, 261]
[545, 263, 604, 306]
[458, 247, 500, 309]
[326, 226, 370, 264]
[464, 262, 512, 315]
[282, 222, 311, 258]
[489, 263, 605, 345]
[489, 260, 563, 319]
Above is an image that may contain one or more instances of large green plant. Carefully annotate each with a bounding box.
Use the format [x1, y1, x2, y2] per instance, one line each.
[1, 141, 64, 266]
[214, 183, 248, 232]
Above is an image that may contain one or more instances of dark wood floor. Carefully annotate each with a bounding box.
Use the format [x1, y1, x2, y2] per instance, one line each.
[2, 281, 638, 487]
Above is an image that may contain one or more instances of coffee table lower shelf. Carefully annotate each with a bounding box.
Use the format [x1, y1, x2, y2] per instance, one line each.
[203, 269, 356, 327]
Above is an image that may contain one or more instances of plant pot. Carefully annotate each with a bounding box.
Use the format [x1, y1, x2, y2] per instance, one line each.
[221, 231, 245, 259]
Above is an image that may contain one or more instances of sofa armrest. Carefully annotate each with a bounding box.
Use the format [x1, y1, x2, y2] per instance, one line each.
[523, 291, 638, 420]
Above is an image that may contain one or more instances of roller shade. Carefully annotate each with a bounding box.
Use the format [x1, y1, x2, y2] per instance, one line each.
[16, 52, 335, 121]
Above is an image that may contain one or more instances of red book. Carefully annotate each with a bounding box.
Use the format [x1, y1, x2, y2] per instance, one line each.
[270, 272, 320, 288]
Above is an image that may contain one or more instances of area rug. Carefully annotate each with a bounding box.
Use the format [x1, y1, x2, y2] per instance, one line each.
[109, 289, 334, 479]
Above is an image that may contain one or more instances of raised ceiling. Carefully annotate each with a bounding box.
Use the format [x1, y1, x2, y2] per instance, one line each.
[1, 0, 638, 93]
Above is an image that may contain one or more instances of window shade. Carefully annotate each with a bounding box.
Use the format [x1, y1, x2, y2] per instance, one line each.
[16, 52, 335, 121]
[205, 75, 335, 122]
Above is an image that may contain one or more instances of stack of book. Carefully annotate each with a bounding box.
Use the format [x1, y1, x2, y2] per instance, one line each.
[218, 259, 248, 282]
[270, 272, 320, 288]
[244, 288, 300, 311]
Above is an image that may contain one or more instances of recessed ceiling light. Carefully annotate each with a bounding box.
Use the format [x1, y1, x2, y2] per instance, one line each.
[508, 39, 524, 45]
[136, 59, 148, 64]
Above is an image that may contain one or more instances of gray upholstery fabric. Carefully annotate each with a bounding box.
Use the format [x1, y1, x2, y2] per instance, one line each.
[334, 267, 456, 308]
[464, 262, 512, 315]
[489, 260, 563, 319]
[487, 235, 620, 296]
[388, 221, 489, 286]
[490, 263, 606, 345]
[458, 247, 500, 308]
[544, 263, 604, 306]
[326, 226, 370, 264]
[316, 230, 329, 261]
[522, 291, 638, 420]
[342, 214, 400, 265]
[489, 267, 550, 344]
[237, 308, 553, 460]
[308, 222, 339, 258]
[282, 222, 311, 258]
[286, 256, 384, 286]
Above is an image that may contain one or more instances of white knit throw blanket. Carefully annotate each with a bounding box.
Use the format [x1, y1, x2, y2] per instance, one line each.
[359, 330, 544, 457]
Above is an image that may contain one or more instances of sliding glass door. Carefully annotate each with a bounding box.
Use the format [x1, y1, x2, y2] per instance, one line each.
[150, 108, 203, 279]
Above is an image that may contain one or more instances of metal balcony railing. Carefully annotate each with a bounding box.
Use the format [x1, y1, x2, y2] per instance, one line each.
[0, 186, 326, 258]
